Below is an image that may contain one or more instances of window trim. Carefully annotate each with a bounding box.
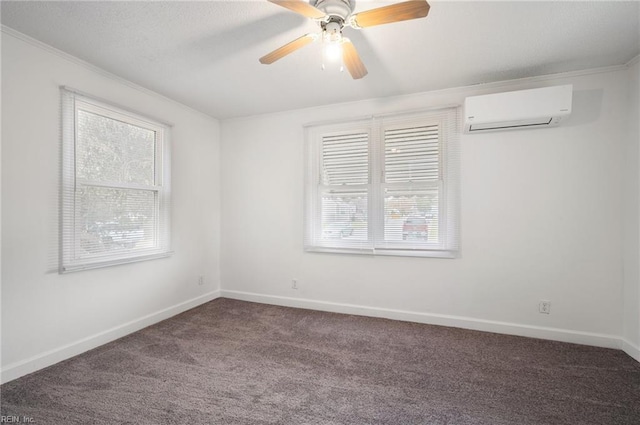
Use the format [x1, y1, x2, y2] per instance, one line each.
[60, 87, 172, 273]
[304, 107, 460, 258]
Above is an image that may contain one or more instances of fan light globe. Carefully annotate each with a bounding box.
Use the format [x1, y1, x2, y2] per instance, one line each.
[324, 41, 342, 62]
[323, 21, 343, 62]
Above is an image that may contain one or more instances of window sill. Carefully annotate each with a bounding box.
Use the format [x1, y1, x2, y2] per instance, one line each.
[304, 246, 458, 259]
[60, 251, 174, 273]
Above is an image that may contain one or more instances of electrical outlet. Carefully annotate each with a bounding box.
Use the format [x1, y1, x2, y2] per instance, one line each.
[539, 300, 551, 314]
[292, 279, 298, 290]
[198, 275, 204, 286]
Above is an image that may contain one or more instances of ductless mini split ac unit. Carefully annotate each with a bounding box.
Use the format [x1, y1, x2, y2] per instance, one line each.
[464, 84, 573, 133]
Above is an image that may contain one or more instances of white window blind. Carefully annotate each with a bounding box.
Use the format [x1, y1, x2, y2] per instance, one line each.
[304, 108, 459, 258]
[321, 132, 369, 185]
[60, 88, 172, 272]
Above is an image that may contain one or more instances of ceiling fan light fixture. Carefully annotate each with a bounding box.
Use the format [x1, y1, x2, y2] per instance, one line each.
[321, 20, 344, 71]
[261, 0, 431, 79]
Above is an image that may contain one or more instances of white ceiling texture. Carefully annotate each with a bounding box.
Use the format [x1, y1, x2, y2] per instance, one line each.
[2, 1, 639, 119]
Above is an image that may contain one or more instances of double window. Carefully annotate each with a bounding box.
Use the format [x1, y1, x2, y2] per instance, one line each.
[304, 108, 459, 257]
[60, 88, 171, 272]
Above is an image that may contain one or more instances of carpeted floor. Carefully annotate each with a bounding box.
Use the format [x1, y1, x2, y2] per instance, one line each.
[2, 298, 640, 424]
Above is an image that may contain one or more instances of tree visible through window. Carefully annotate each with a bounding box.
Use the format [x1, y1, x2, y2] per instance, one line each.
[61, 88, 171, 272]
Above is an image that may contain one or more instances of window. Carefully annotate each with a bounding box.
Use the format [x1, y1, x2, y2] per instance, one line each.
[60, 88, 171, 272]
[304, 108, 459, 257]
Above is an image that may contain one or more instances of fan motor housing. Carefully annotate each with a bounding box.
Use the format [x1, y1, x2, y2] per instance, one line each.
[312, 0, 355, 21]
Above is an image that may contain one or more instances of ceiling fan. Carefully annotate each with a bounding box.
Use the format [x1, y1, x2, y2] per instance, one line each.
[259, 0, 431, 79]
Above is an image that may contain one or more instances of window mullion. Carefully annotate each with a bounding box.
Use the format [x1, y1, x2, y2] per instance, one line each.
[370, 118, 383, 248]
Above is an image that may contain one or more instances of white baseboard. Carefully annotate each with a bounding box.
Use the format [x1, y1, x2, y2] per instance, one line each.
[3, 289, 635, 384]
[221, 290, 623, 351]
[622, 339, 640, 362]
[1, 290, 221, 384]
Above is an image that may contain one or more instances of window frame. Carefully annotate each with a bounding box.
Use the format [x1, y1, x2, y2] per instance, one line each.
[307, 119, 373, 252]
[60, 88, 172, 273]
[304, 107, 460, 258]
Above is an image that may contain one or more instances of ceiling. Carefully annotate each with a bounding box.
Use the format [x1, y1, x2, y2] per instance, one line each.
[2, 1, 639, 119]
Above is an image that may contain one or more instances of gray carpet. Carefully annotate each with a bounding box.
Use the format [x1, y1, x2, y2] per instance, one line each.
[2, 298, 640, 424]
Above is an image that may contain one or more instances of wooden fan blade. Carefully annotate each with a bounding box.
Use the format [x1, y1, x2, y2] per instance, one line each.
[268, 0, 326, 19]
[259, 34, 317, 64]
[351, 0, 430, 28]
[342, 39, 368, 79]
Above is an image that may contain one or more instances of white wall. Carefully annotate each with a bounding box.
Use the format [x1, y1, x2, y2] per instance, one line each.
[221, 67, 633, 349]
[623, 58, 640, 361]
[2, 28, 638, 386]
[1, 31, 221, 382]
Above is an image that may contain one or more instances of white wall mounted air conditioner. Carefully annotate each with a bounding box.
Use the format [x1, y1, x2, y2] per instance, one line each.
[464, 85, 573, 133]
